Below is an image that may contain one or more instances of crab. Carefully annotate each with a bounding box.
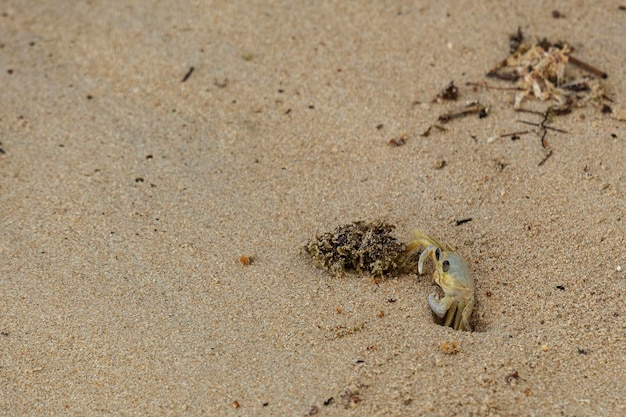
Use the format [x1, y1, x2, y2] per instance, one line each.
[406, 229, 475, 331]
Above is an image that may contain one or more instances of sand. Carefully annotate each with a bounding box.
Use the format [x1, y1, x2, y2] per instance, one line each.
[1, 1, 624, 416]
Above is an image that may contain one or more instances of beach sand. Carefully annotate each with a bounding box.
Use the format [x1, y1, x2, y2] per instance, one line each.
[1, 1, 624, 415]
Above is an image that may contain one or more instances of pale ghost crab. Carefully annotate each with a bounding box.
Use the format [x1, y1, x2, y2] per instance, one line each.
[406, 229, 475, 331]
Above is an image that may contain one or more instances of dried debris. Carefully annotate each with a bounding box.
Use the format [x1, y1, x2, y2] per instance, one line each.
[388, 132, 408, 147]
[305, 221, 417, 277]
[340, 388, 361, 409]
[455, 218, 472, 226]
[327, 323, 366, 340]
[537, 149, 553, 166]
[517, 109, 570, 147]
[551, 10, 565, 19]
[435, 81, 459, 102]
[438, 101, 489, 123]
[487, 29, 609, 112]
[440, 341, 460, 355]
[433, 159, 446, 170]
[505, 371, 522, 384]
[181, 66, 194, 82]
[425, 28, 617, 156]
[420, 124, 447, 137]
[509, 26, 525, 54]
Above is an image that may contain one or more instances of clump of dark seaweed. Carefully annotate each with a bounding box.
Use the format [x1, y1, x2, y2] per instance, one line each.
[305, 220, 417, 277]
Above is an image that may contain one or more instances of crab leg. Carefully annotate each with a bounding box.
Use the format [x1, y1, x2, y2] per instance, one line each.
[453, 302, 465, 329]
[443, 302, 458, 327]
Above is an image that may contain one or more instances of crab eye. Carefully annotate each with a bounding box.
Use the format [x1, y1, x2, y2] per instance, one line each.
[442, 260, 450, 272]
[435, 248, 442, 260]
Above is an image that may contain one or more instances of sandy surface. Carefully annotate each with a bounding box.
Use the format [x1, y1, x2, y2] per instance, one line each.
[1, 1, 624, 416]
